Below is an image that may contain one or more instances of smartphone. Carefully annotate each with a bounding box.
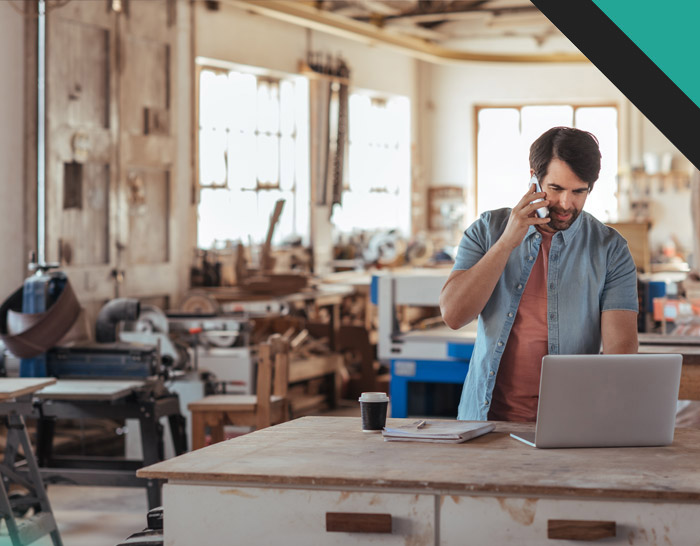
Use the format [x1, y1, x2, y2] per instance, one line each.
[529, 175, 549, 218]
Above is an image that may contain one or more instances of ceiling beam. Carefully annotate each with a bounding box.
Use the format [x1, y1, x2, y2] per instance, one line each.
[222, 0, 588, 64]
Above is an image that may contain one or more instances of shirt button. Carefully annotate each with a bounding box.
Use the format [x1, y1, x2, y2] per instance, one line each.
[489, 371, 495, 376]
[484, 400, 489, 406]
[550, 344, 555, 351]
[549, 283, 554, 289]
[549, 313, 555, 319]
[498, 341, 504, 347]
[528, 256, 534, 261]
[508, 312, 514, 318]
[535, 234, 541, 239]
[517, 284, 523, 290]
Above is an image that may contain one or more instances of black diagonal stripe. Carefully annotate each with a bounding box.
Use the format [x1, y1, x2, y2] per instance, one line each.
[532, 0, 700, 171]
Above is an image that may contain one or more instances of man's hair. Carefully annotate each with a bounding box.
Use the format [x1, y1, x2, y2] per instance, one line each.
[529, 127, 601, 191]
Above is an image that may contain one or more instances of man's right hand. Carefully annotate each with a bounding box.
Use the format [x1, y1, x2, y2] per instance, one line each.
[441, 186, 550, 329]
[498, 185, 551, 250]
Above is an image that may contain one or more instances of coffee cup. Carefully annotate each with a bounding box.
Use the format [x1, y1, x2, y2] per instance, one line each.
[358, 392, 389, 432]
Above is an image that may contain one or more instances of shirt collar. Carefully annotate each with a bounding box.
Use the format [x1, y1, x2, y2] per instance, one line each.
[526, 211, 585, 244]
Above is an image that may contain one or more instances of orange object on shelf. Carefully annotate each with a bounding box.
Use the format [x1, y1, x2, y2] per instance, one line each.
[652, 297, 695, 322]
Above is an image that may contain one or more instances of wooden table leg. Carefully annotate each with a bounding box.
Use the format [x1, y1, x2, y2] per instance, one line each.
[191, 410, 206, 451]
[208, 413, 225, 445]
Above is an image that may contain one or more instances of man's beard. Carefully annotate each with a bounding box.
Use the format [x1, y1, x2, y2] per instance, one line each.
[546, 206, 581, 231]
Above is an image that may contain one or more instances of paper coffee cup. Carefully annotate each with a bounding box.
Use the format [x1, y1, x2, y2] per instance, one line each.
[359, 392, 389, 432]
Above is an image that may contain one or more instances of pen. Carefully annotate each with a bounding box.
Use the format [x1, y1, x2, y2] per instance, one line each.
[415, 420, 427, 429]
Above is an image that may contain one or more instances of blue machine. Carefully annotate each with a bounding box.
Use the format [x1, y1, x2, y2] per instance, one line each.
[372, 271, 477, 418]
[20, 266, 68, 377]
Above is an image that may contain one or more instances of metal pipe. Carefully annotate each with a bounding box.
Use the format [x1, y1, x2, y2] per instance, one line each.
[95, 298, 141, 343]
[37, 0, 46, 264]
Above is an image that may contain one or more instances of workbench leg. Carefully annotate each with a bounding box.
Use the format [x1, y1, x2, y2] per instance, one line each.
[168, 413, 188, 456]
[36, 416, 56, 468]
[209, 414, 225, 445]
[190, 410, 206, 451]
[139, 413, 163, 509]
[4, 413, 63, 546]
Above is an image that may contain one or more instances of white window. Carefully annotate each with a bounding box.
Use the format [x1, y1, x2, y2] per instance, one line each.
[197, 67, 309, 249]
[332, 93, 411, 236]
[476, 105, 618, 222]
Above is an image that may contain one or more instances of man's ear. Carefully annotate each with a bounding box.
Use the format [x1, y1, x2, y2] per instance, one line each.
[530, 168, 535, 177]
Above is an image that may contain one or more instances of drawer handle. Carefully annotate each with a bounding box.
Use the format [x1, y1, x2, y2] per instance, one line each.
[326, 512, 392, 534]
[548, 519, 616, 541]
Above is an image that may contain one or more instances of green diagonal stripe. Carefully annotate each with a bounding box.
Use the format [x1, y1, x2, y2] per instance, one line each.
[592, 0, 700, 108]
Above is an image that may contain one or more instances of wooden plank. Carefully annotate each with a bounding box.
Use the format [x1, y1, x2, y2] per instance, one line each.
[639, 333, 700, 346]
[36, 379, 144, 401]
[289, 394, 326, 415]
[0, 378, 57, 400]
[138, 416, 700, 502]
[289, 355, 342, 383]
[639, 344, 700, 365]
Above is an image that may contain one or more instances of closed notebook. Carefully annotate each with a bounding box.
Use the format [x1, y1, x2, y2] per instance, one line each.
[382, 421, 494, 443]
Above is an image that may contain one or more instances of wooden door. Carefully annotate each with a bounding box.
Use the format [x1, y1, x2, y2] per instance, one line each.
[117, 0, 178, 308]
[45, 0, 179, 318]
[46, 2, 119, 318]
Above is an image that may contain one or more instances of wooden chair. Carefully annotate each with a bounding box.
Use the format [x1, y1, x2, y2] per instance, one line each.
[188, 335, 290, 450]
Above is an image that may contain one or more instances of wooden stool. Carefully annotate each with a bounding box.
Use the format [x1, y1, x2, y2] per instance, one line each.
[189, 336, 289, 450]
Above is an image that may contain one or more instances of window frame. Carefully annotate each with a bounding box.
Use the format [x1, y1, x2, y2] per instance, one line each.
[472, 102, 620, 218]
[194, 58, 308, 248]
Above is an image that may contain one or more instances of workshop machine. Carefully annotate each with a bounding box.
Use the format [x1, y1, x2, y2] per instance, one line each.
[372, 269, 477, 418]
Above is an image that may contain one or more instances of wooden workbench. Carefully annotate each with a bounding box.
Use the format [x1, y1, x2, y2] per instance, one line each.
[639, 333, 700, 400]
[0, 377, 56, 400]
[139, 416, 700, 544]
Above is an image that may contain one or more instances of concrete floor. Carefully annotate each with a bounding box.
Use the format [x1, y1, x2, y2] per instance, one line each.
[32, 486, 148, 546]
[26, 401, 363, 546]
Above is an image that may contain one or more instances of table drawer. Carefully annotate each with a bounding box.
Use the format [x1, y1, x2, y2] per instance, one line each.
[164, 484, 435, 545]
[440, 495, 699, 545]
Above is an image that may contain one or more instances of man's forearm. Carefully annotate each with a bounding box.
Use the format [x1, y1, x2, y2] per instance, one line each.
[440, 240, 514, 329]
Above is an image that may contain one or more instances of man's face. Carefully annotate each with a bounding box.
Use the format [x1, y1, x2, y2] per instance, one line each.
[535, 158, 590, 232]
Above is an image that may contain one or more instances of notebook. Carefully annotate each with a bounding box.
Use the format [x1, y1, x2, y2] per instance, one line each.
[510, 354, 682, 448]
[383, 420, 494, 443]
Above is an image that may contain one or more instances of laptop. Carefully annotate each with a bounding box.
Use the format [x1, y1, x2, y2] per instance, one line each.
[510, 354, 682, 448]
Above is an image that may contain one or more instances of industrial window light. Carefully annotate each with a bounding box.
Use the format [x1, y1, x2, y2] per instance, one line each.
[476, 104, 619, 223]
[197, 66, 309, 249]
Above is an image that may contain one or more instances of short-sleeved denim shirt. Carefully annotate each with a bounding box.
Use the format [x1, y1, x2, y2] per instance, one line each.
[454, 208, 638, 421]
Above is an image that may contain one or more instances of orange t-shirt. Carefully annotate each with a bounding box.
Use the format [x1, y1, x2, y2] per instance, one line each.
[488, 229, 553, 422]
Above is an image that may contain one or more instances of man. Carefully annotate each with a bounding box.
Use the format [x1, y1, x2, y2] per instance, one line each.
[440, 127, 638, 422]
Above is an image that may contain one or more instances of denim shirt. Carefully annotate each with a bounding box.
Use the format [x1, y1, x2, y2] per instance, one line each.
[454, 208, 638, 421]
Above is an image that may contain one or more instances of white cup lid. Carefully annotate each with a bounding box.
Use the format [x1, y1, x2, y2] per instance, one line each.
[358, 392, 389, 402]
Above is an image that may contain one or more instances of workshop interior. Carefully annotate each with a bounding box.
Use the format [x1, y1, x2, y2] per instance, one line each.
[1, 1, 700, 545]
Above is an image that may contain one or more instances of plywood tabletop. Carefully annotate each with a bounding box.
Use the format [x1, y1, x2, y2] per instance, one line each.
[36, 379, 146, 401]
[0, 378, 57, 400]
[138, 416, 700, 502]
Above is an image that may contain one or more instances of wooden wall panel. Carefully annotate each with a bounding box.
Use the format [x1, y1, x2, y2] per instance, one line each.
[126, 168, 170, 264]
[48, 18, 110, 129]
[122, 38, 170, 136]
[59, 162, 110, 266]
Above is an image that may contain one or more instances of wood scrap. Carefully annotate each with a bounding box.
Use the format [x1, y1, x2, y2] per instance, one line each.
[290, 329, 309, 349]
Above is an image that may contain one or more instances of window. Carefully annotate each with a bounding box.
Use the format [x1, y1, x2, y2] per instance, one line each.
[331, 93, 411, 236]
[476, 105, 618, 222]
[197, 66, 309, 249]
